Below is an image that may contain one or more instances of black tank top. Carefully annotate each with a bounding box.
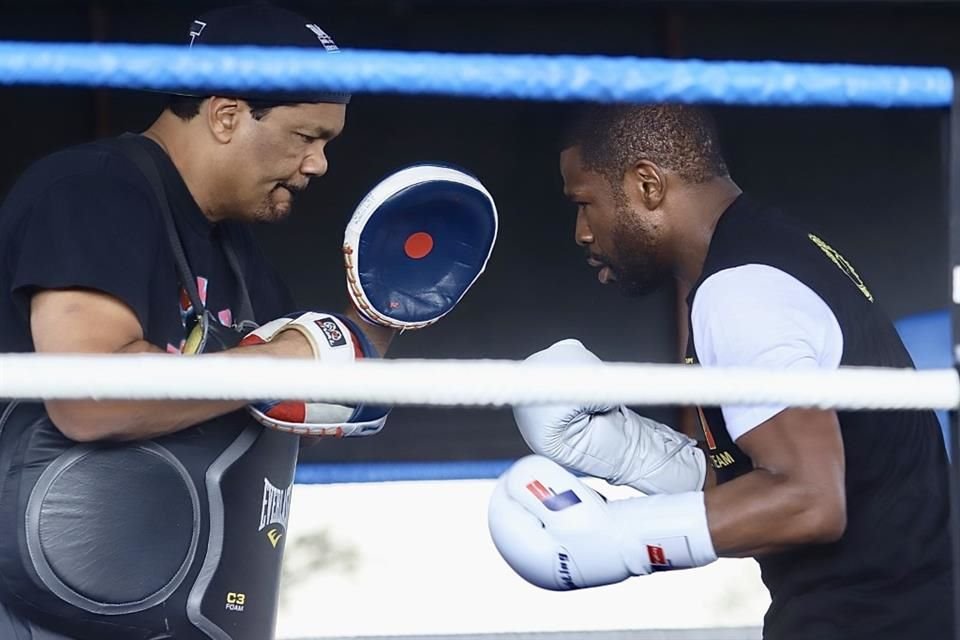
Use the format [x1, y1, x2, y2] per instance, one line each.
[685, 195, 953, 639]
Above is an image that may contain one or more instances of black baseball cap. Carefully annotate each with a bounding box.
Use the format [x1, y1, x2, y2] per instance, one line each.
[180, 1, 350, 104]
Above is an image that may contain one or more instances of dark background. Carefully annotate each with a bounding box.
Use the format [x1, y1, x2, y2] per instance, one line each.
[0, 0, 953, 462]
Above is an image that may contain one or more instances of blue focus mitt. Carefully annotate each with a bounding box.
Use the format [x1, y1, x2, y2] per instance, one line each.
[343, 164, 498, 330]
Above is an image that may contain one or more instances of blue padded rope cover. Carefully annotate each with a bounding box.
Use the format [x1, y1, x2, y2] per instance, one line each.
[0, 43, 952, 107]
[895, 310, 952, 454]
[295, 460, 515, 484]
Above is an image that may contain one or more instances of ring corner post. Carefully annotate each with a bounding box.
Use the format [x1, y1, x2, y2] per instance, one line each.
[946, 67, 960, 640]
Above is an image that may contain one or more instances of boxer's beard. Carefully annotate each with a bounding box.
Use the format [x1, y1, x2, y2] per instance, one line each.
[610, 203, 671, 297]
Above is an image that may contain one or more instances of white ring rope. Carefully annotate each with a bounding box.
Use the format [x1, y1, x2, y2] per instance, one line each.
[1, 354, 957, 410]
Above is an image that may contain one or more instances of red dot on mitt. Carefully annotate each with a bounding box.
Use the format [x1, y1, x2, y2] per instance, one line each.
[404, 232, 434, 259]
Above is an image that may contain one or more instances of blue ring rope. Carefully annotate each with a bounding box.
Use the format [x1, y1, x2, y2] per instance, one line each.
[0, 42, 952, 107]
[295, 460, 514, 484]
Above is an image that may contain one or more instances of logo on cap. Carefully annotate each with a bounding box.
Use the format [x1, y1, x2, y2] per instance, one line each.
[305, 24, 340, 52]
[189, 20, 207, 47]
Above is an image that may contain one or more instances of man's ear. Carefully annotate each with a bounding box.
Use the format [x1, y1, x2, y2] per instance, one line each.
[625, 160, 666, 210]
[205, 96, 242, 143]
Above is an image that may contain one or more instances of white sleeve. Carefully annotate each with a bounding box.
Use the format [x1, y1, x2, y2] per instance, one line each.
[691, 264, 843, 441]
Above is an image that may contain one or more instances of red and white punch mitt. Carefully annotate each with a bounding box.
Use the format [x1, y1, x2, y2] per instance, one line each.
[344, 164, 498, 330]
[240, 312, 389, 437]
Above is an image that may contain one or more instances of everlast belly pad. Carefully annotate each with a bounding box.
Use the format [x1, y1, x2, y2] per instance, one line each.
[0, 321, 300, 639]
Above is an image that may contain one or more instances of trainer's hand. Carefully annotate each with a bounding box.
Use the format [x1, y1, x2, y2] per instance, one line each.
[240, 312, 390, 437]
[514, 339, 706, 494]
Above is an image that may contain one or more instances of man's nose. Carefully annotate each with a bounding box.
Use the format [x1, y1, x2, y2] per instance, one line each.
[301, 147, 328, 178]
[574, 210, 593, 247]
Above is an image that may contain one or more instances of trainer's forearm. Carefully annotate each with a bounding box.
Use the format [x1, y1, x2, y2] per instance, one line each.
[342, 305, 397, 355]
[45, 334, 313, 442]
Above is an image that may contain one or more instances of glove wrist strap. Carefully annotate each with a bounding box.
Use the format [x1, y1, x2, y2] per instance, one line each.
[615, 409, 709, 494]
[280, 313, 359, 363]
[610, 491, 717, 575]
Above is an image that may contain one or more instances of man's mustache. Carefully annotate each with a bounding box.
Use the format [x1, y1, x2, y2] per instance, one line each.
[278, 182, 308, 195]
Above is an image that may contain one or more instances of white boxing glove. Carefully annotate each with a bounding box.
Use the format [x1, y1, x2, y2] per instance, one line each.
[488, 455, 716, 590]
[513, 339, 706, 495]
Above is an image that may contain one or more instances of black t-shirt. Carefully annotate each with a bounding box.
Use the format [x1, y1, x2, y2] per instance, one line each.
[0, 136, 301, 639]
[686, 195, 953, 640]
[0, 135, 294, 356]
